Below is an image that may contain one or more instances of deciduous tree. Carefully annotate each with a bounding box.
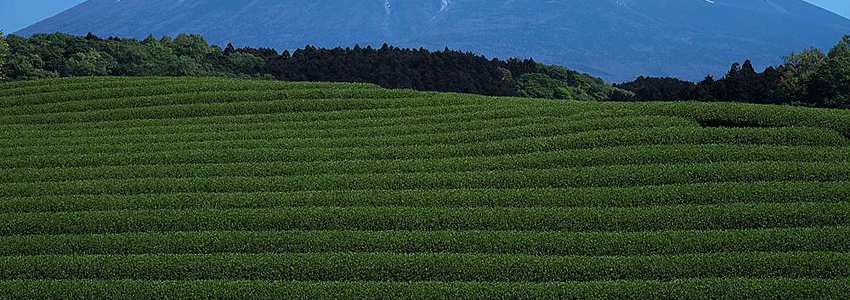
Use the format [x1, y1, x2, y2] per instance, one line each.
[809, 35, 850, 107]
[778, 46, 826, 104]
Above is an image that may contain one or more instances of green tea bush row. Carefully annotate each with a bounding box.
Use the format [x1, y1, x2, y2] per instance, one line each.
[0, 77, 365, 91]
[2, 278, 847, 300]
[1, 116, 700, 154]
[1, 227, 846, 256]
[4, 145, 848, 184]
[628, 101, 850, 136]
[1, 114, 560, 148]
[0, 78, 165, 99]
[4, 127, 844, 169]
[0, 94, 522, 125]
[0, 80, 390, 108]
[0, 85, 421, 116]
[0, 77, 380, 101]
[0, 76, 132, 91]
[1, 181, 847, 213]
[1, 252, 847, 281]
[0, 106, 541, 140]
[0, 77, 286, 100]
[0, 102, 527, 134]
[0, 105, 640, 141]
[3, 161, 849, 196]
[564, 109, 644, 119]
[1, 202, 846, 235]
[0, 76, 242, 91]
[0, 95, 435, 124]
[0, 99, 601, 132]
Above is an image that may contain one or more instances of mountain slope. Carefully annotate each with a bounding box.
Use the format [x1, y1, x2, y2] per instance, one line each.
[15, 0, 850, 82]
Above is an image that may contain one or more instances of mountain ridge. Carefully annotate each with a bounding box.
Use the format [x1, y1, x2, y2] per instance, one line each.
[15, 0, 850, 82]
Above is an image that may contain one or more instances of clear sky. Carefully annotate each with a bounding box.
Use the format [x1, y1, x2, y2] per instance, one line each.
[1, 0, 88, 33]
[808, 0, 850, 21]
[1, 0, 849, 34]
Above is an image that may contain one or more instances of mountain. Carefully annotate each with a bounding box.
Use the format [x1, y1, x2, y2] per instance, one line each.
[15, 0, 850, 82]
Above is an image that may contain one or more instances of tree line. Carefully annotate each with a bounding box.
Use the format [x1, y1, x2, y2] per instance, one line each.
[1, 31, 847, 108]
[611, 35, 850, 109]
[0, 32, 625, 101]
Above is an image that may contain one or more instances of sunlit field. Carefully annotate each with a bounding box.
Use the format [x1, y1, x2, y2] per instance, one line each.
[1, 77, 849, 299]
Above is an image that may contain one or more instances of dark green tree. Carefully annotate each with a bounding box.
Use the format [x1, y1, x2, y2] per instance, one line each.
[228, 52, 264, 75]
[63, 49, 118, 76]
[809, 35, 850, 107]
[0, 30, 8, 80]
[170, 33, 215, 59]
[223, 43, 236, 56]
[2, 34, 57, 80]
[142, 34, 158, 45]
[515, 73, 566, 99]
[108, 41, 152, 76]
[777, 46, 825, 104]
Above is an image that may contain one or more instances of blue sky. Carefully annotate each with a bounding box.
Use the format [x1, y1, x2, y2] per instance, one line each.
[1, 0, 849, 34]
[809, 0, 850, 20]
[1, 0, 87, 33]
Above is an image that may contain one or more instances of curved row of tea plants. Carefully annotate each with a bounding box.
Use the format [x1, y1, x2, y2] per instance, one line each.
[1, 77, 849, 299]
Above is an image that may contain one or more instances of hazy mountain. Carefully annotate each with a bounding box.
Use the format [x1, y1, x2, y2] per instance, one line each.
[16, 0, 850, 82]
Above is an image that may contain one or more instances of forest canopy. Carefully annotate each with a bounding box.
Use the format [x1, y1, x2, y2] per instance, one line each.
[0, 32, 625, 101]
[611, 35, 850, 109]
[1, 31, 848, 108]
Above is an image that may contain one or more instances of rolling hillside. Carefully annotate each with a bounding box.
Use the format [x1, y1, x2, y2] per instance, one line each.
[1, 77, 850, 298]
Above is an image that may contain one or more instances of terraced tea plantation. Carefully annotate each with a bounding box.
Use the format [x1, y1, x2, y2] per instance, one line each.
[2, 76, 850, 299]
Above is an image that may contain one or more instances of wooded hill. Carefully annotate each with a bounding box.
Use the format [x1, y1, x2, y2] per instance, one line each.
[1, 31, 849, 108]
[0, 32, 627, 102]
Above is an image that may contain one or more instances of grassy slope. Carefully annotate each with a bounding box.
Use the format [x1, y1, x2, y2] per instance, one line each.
[1, 77, 849, 299]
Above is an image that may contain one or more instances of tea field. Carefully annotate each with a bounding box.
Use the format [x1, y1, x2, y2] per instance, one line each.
[1, 77, 849, 299]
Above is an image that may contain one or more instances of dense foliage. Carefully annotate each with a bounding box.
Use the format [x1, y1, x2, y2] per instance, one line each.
[0, 30, 8, 80]
[1, 77, 849, 298]
[0, 32, 623, 101]
[4, 31, 850, 107]
[612, 35, 850, 108]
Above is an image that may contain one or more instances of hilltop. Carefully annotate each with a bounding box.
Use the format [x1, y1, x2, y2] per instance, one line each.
[16, 0, 850, 81]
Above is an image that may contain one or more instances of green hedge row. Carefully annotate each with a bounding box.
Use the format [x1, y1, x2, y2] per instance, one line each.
[4, 78, 850, 135]
[0, 92, 494, 124]
[0, 81, 392, 110]
[1, 181, 847, 213]
[1, 227, 846, 256]
[1, 116, 700, 155]
[1, 202, 846, 235]
[0, 102, 518, 132]
[1, 108, 546, 141]
[1, 113, 555, 148]
[3, 278, 847, 300]
[0, 76, 135, 92]
[629, 101, 850, 136]
[0, 99, 623, 132]
[0, 95, 461, 124]
[4, 145, 848, 184]
[0, 78, 171, 99]
[0, 76, 288, 92]
[0, 85, 422, 116]
[0, 78, 381, 104]
[3, 161, 848, 196]
[1, 252, 847, 281]
[4, 127, 845, 169]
